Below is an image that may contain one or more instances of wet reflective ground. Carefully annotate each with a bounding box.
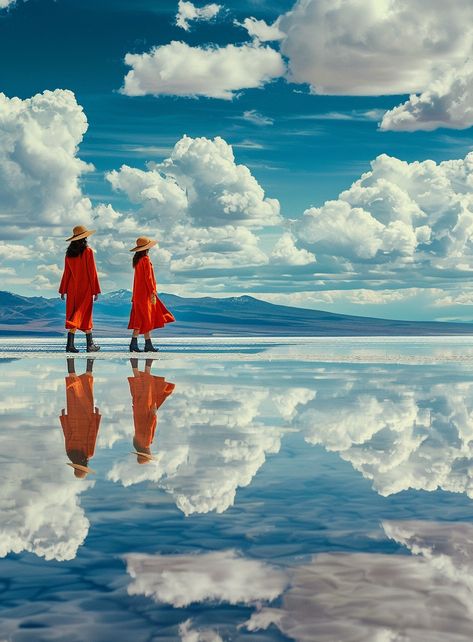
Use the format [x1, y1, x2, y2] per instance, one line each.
[1, 341, 473, 641]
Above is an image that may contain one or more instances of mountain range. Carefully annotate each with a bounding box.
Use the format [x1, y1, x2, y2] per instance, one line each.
[0, 289, 472, 337]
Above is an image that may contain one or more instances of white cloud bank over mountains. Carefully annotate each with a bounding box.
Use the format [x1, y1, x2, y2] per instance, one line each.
[2, 86, 473, 302]
[1, 84, 473, 304]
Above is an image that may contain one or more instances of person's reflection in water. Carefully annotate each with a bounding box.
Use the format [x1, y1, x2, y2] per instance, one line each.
[129, 358, 175, 464]
[60, 358, 101, 479]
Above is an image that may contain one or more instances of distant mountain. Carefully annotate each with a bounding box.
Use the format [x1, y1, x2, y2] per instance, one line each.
[0, 289, 472, 337]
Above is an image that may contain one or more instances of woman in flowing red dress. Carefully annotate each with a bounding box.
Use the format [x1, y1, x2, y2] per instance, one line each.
[59, 225, 101, 353]
[129, 358, 175, 463]
[128, 237, 175, 352]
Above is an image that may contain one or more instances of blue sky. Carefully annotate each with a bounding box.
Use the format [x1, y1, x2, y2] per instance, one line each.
[1, 0, 473, 321]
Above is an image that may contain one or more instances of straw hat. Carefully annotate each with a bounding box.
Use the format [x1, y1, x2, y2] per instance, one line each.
[129, 237, 157, 252]
[66, 225, 96, 242]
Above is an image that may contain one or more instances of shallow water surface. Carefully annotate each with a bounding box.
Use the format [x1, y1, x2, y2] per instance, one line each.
[1, 339, 473, 641]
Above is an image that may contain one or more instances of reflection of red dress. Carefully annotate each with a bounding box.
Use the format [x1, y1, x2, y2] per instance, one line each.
[128, 255, 174, 333]
[59, 247, 101, 331]
[128, 372, 175, 450]
[60, 373, 101, 462]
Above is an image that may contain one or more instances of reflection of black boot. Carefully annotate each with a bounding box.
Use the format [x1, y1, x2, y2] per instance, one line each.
[66, 332, 79, 353]
[86, 333, 100, 352]
[130, 337, 141, 352]
[130, 358, 139, 369]
[67, 358, 76, 374]
[144, 339, 158, 352]
[86, 358, 94, 373]
[145, 359, 154, 369]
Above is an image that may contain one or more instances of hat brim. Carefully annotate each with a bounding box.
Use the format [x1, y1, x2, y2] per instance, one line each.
[66, 229, 96, 242]
[130, 451, 155, 461]
[67, 462, 96, 474]
[129, 240, 157, 252]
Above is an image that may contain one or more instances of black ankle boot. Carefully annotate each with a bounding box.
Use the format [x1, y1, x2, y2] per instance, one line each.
[86, 333, 100, 352]
[130, 337, 141, 352]
[144, 339, 158, 352]
[66, 332, 79, 353]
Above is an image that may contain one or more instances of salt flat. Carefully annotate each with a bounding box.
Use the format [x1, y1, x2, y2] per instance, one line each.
[1, 335, 473, 364]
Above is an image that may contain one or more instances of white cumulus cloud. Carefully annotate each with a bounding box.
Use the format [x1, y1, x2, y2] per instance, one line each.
[121, 41, 285, 100]
[292, 152, 473, 285]
[108, 135, 280, 229]
[278, 0, 473, 97]
[175, 1, 221, 31]
[0, 89, 94, 239]
[381, 58, 473, 132]
[270, 232, 315, 266]
[236, 16, 284, 42]
[105, 134, 284, 275]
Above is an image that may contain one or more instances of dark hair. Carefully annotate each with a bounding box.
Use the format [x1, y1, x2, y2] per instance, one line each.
[66, 238, 88, 258]
[133, 249, 148, 268]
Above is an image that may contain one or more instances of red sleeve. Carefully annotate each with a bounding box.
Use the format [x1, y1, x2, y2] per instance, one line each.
[58, 256, 71, 294]
[86, 248, 101, 295]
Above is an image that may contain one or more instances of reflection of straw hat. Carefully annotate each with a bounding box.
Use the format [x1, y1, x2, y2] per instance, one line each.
[130, 451, 155, 461]
[66, 225, 96, 242]
[67, 462, 96, 475]
[129, 237, 157, 252]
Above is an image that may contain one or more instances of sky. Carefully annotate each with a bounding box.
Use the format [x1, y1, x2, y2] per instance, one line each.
[1, 0, 473, 321]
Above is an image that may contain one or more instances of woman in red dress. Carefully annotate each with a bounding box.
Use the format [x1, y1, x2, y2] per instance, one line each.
[59, 225, 101, 353]
[128, 237, 175, 352]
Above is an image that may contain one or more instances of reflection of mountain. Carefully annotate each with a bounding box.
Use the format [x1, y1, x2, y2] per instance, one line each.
[2, 289, 473, 336]
[108, 383, 313, 514]
[296, 373, 473, 498]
